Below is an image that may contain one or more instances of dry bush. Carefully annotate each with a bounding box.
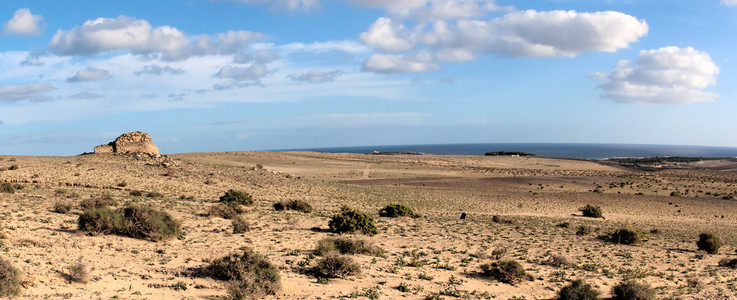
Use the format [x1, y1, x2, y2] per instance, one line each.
[207, 248, 281, 298]
[576, 225, 594, 236]
[545, 254, 573, 268]
[557, 279, 600, 300]
[68, 260, 90, 283]
[697, 233, 721, 254]
[601, 228, 645, 245]
[54, 202, 72, 214]
[611, 280, 655, 300]
[579, 204, 603, 218]
[0, 256, 21, 297]
[328, 206, 377, 235]
[718, 258, 737, 269]
[273, 200, 313, 213]
[0, 183, 14, 194]
[232, 217, 251, 234]
[480, 260, 533, 285]
[80, 192, 116, 210]
[313, 251, 361, 279]
[209, 203, 241, 219]
[315, 237, 384, 256]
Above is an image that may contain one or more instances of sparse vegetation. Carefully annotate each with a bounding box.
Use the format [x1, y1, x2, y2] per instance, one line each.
[0, 182, 15, 194]
[557, 279, 600, 300]
[78, 206, 181, 241]
[611, 280, 655, 300]
[207, 248, 281, 298]
[67, 260, 90, 283]
[602, 228, 645, 245]
[379, 203, 418, 218]
[328, 206, 377, 235]
[480, 260, 533, 285]
[80, 193, 116, 210]
[273, 200, 313, 213]
[220, 189, 253, 206]
[0, 257, 21, 297]
[53, 202, 72, 214]
[313, 251, 361, 279]
[315, 237, 384, 256]
[232, 217, 250, 234]
[208, 203, 241, 219]
[579, 204, 603, 218]
[697, 233, 721, 254]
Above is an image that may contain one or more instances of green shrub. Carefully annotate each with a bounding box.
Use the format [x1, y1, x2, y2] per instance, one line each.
[78, 206, 181, 241]
[697, 233, 721, 254]
[315, 237, 384, 256]
[0, 257, 21, 297]
[557, 279, 600, 300]
[328, 206, 377, 235]
[232, 217, 250, 234]
[207, 248, 281, 298]
[579, 204, 603, 218]
[603, 228, 644, 245]
[611, 281, 655, 300]
[53, 202, 72, 214]
[379, 204, 417, 218]
[0, 183, 14, 194]
[220, 190, 253, 206]
[121, 206, 181, 241]
[480, 260, 533, 285]
[78, 208, 127, 235]
[273, 200, 313, 213]
[313, 251, 361, 279]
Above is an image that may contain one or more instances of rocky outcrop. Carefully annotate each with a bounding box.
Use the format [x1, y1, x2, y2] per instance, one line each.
[94, 131, 159, 155]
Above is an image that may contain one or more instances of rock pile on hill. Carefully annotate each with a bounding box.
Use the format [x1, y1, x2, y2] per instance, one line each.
[94, 131, 160, 155]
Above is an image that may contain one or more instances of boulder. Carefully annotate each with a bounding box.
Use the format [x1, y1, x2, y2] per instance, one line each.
[94, 131, 159, 155]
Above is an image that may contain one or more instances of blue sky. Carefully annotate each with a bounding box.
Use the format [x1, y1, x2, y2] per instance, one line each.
[0, 0, 736, 155]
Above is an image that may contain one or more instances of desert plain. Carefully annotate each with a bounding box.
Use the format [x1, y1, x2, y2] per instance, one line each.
[1, 151, 737, 299]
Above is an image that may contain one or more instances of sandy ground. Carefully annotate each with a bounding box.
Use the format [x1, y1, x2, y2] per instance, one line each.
[1, 151, 737, 299]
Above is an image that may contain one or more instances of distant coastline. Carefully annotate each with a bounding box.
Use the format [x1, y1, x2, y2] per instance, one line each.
[277, 143, 737, 160]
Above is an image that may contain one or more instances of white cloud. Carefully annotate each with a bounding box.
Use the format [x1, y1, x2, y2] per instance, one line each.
[224, 0, 319, 11]
[134, 65, 185, 76]
[721, 0, 737, 5]
[288, 70, 344, 83]
[67, 67, 111, 82]
[48, 16, 263, 61]
[362, 51, 439, 73]
[348, 0, 509, 21]
[2, 8, 45, 36]
[359, 10, 648, 73]
[596, 46, 719, 105]
[360, 17, 417, 52]
[0, 83, 54, 103]
[214, 64, 269, 81]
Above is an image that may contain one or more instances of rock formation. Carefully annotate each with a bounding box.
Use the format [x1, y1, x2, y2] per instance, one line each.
[94, 131, 159, 155]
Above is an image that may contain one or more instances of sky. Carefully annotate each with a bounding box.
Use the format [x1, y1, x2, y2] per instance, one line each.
[0, 0, 736, 155]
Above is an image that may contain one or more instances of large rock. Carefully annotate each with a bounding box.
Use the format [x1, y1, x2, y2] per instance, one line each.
[94, 131, 159, 155]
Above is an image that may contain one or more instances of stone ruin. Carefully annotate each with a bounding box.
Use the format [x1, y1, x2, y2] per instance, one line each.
[94, 131, 160, 155]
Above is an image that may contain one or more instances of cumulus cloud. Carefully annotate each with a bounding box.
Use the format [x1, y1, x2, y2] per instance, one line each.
[48, 16, 264, 61]
[595, 46, 719, 105]
[360, 18, 417, 52]
[0, 83, 54, 103]
[224, 0, 319, 11]
[3, 8, 45, 36]
[134, 65, 185, 76]
[362, 51, 439, 73]
[70, 91, 104, 99]
[66, 67, 111, 82]
[288, 70, 344, 83]
[214, 64, 269, 81]
[358, 10, 648, 73]
[349, 0, 509, 21]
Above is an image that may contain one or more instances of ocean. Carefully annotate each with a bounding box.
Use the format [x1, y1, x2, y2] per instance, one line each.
[280, 143, 737, 160]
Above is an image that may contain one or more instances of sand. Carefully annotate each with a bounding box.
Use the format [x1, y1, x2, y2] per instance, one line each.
[1, 151, 736, 299]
